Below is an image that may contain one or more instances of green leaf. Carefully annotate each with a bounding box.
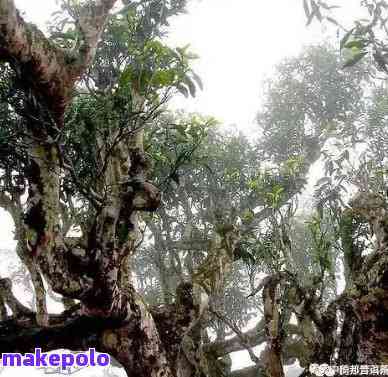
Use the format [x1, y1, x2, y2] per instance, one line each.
[343, 51, 368, 68]
[152, 69, 175, 87]
[340, 28, 355, 50]
[119, 66, 133, 86]
[242, 209, 255, 223]
[248, 179, 259, 191]
[176, 124, 187, 137]
[344, 40, 366, 49]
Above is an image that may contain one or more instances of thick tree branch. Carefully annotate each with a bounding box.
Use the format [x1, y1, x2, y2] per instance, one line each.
[0, 0, 72, 121]
[229, 365, 265, 377]
[0, 309, 121, 354]
[192, 224, 239, 295]
[205, 318, 266, 359]
[0, 0, 118, 123]
[75, 0, 118, 72]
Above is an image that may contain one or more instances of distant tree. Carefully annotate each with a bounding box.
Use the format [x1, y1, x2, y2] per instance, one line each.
[134, 44, 386, 377]
[304, 0, 388, 72]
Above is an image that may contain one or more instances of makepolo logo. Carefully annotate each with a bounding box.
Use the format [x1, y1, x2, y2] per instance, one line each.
[309, 363, 336, 376]
[0, 348, 110, 369]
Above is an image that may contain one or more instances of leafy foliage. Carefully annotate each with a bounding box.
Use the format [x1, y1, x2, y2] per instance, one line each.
[305, 0, 388, 71]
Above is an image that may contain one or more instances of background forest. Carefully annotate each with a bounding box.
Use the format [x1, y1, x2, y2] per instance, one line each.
[1, 1, 388, 377]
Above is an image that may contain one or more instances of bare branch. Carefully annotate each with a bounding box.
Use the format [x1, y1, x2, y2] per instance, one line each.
[209, 308, 262, 364]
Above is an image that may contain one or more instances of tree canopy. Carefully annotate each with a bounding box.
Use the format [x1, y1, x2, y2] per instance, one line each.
[0, 2, 388, 377]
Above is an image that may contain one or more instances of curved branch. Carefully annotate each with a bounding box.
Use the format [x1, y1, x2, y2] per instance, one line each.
[0, 0, 118, 123]
[205, 318, 266, 359]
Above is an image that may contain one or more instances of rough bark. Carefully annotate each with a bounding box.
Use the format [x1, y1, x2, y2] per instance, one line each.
[339, 209, 364, 290]
[261, 275, 285, 377]
[0, 190, 48, 326]
[346, 192, 388, 364]
[0, 0, 118, 124]
[0, 278, 214, 377]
